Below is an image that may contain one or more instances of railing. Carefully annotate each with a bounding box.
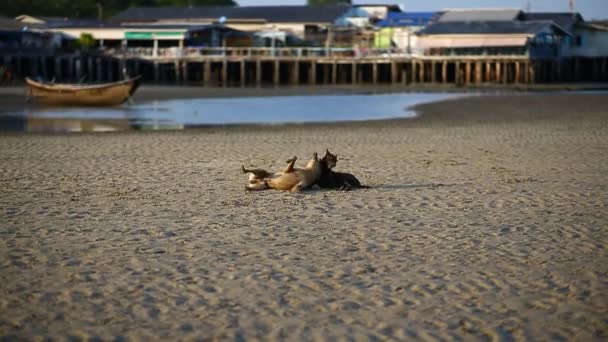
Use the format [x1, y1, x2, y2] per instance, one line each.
[99, 46, 415, 59]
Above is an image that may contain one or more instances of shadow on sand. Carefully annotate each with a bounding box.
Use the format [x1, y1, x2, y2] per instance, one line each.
[373, 183, 462, 190]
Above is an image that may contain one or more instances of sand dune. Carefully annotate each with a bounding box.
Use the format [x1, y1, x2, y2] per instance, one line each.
[0, 93, 607, 340]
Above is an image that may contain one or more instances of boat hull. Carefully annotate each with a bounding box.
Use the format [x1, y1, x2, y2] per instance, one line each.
[25, 77, 141, 106]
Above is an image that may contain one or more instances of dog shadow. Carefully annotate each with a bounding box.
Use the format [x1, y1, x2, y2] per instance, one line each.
[373, 183, 461, 190]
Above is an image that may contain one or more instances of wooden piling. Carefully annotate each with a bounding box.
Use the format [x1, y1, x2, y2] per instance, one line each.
[174, 60, 180, 83]
[441, 61, 447, 83]
[309, 61, 316, 85]
[98, 57, 104, 82]
[255, 59, 261, 86]
[292, 61, 299, 84]
[493, 62, 500, 84]
[332, 61, 337, 84]
[351, 62, 357, 85]
[87, 56, 95, 83]
[391, 61, 398, 84]
[475, 62, 482, 84]
[275, 60, 281, 85]
[222, 60, 228, 86]
[411, 60, 417, 84]
[75, 58, 82, 81]
[204, 61, 211, 85]
[372, 62, 378, 84]
[240, 60, 246, 86]
[528, 62, 535, 84]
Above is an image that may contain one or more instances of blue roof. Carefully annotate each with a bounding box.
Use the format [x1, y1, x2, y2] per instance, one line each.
[376, 12, 437, 27]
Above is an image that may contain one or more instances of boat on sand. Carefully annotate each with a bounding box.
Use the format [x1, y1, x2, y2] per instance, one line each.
[25, 76, 141, 106]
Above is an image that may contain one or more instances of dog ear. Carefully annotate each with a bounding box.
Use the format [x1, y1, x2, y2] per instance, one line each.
[326, 148, 330, 155]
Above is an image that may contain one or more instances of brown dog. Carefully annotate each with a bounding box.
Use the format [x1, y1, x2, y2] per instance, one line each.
[242, 153, 322, 192]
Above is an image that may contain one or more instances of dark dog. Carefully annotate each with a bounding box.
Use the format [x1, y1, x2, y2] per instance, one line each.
[317, 149, 369, 191]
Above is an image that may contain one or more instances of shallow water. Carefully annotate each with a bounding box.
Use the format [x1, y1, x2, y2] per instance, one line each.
[0, 92, 464, 133]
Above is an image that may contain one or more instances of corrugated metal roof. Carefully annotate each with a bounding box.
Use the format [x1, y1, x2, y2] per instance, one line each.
[376, 12, 438, 27]
[521, 12, 583, 31]
[438, 9, 523, 22]
[418, 21, 568, 36]
[113, 5, 351, 23]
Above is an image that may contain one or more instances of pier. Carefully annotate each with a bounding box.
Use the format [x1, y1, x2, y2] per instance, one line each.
[2, 47, 607, 86]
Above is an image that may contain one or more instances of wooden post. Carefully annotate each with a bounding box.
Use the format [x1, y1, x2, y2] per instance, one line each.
[418, 61, 424, 83]
[484, 61, 490, 83]
[240, 60, 246, 86]
[411, 60, 417, 84]
[515, 62, 521, 84]
[441, 61, 447, 83]
[503, 61, 509, 84]
[455, 61, 460, 85]
[204, 60, 211, 85]
[351, 62, 357, 85]
[494, 62, 500, 83]
[183, 61, 189, 83]
[464, 62, 471, 85]
[66, 57, 74, 80]
[222, 60, 228, 86]
[528, 61, 535, 84]
[309, 61, 316, 85]
[372, 62, 378, 84]
[255, 59, 261, 86]
[107, 59, 114, 82]
[55, 57, 62, 81]
[430, 61, 436, 83]
[85, 57, 92, 82]
[402, 69, 407, 85]
[273, 60, 280, 85]
[332, 61, 337, 84]
[292, 61, 299, 84]
[391, 61, 398, 84]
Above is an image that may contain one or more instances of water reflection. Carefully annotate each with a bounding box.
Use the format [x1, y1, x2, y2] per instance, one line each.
[1, 93, 463, 133]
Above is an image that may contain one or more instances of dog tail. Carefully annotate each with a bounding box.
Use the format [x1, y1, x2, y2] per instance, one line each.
[359, 185, 371, 189]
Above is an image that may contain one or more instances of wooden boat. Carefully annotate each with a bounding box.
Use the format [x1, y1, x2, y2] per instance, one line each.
[25, 76, 141, 106]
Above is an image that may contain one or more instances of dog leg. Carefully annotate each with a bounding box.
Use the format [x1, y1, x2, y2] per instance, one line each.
[282, 156, 297, 173]
[291, 181, 304, 193]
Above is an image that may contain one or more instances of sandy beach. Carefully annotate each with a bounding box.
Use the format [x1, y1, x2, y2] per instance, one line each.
[1, 92, 607, 340]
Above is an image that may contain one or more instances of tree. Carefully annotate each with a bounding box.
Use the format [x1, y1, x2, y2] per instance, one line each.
[308, 0, 351, 5]
[0, 0, 237, 19]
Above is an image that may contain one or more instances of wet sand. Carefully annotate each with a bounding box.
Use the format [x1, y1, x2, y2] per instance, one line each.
[2, 82, 608, 111]
[1, 93, 607, 340]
